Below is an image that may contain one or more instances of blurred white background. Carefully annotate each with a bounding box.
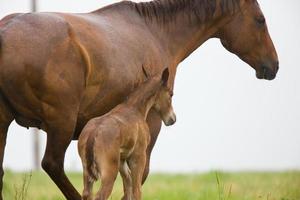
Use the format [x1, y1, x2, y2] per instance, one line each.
[0, 0, 299, 172]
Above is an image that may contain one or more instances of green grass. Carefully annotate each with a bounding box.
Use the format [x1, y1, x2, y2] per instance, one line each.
[3, 170, 300, 200]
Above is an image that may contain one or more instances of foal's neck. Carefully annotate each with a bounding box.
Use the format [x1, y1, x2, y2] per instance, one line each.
[138, 0, 243, 63]
[138, 96, 156, 120]
[126, 95, 156, 121]
[125, 78, 160, 120]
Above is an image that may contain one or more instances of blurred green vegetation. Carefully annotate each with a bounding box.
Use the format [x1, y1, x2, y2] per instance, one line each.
[3, 170, 300, 200]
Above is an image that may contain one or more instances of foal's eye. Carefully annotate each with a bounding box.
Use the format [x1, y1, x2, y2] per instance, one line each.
[255, 16, 265, 25]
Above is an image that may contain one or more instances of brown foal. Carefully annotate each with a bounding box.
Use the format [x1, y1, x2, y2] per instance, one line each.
[78, 68, 176, 200]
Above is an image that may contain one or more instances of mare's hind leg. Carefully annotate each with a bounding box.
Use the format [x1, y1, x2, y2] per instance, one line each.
[41, 113, 81, 200]
[142, 109, 162, 184]
[0, 93, 14, 200]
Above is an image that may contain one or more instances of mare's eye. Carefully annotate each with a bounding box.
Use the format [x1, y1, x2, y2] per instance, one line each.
[256, 16, 265, 25]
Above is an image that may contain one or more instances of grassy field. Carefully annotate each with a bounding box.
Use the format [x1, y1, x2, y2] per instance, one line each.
[3, 170, 300, 200]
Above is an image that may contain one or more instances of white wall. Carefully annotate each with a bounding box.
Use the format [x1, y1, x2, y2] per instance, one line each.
[0, 0, 299, 172]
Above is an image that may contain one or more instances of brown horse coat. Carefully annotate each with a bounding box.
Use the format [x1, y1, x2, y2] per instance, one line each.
[0, 0, 278, 199]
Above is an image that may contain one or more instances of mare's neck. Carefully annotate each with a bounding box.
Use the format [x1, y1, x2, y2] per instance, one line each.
[140, 0, 243, 63]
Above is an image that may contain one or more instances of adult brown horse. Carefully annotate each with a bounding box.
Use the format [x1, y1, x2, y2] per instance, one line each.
[0, 0, 278, 199]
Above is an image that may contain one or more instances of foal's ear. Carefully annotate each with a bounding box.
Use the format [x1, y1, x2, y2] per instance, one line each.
[161, 67, 169, 86]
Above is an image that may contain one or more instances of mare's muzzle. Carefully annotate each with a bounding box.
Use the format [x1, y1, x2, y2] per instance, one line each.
[256, 61, 279, 80]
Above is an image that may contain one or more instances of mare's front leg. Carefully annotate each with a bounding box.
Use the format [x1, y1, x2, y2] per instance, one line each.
[143, 109, 162, 184]
[0, 93, 14, 200]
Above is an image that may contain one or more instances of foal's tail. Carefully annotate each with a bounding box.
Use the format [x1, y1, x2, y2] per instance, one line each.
[85, 135, 98, 181]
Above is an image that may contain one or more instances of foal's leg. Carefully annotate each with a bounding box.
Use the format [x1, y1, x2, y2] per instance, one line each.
[82, 170, 94, 200]
[128, 151, 147, 200]
[0, 94, 14, 200]
[119, 160, 133, 200]
[94, 154, 119, 200]
[143, 109, 162, 184]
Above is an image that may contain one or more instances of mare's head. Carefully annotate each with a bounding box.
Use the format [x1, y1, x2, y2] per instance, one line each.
[218, 0, 278, 80]
[154, 68, 176, 126]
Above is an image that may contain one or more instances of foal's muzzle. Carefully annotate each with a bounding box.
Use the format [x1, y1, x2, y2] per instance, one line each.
[164, 112, 176, 126]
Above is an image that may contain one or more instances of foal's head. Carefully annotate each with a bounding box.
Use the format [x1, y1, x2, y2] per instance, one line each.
[154, 68, 176, 126]
[218, 0, 278, 80]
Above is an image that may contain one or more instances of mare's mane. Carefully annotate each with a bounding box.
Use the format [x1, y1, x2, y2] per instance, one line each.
[94, 0, 241, 24]
[132, 0, 241, 23]
[134, 0, 240, 23]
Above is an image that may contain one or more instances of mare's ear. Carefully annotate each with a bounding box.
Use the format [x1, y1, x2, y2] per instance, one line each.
[161, 67, 169, 86]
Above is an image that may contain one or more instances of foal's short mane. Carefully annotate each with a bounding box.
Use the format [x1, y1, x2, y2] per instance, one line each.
[133, 0, 240, 23]
[125, 76, 161, 108]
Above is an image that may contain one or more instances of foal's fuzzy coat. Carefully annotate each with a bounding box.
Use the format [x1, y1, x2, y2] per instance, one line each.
[78, 68, 176, 200]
